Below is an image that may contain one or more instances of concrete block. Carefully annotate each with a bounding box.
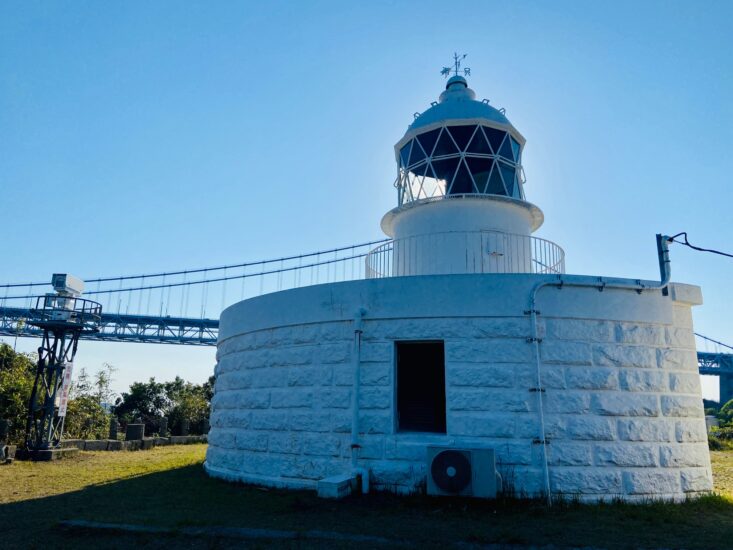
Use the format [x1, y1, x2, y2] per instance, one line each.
[250, 411, 290, 431]
[358, 387, 391, 410]
[154, 437, 171, 446]
[317, 473, 355, 499]
[669, 373, 701, 394]
[675, 420, 708, 443]
[515, 364, 565, 389]
[593, 345, 656, 369]
[83, 440, 109, 451]
[595, 444, 658, 467]
[592, 394, 659, 417]
[619, 370, 667, 392]
[320, 388, 352, 409]
[541, 341, 592, 365]
[361, 363, 391, 386]
[680, 468, 713, 493]
[657, 349, 699, 371]
[551, 469, 622, 495]
[287, 365, 332, 387]
[140, 438, 155, 450]
[659, 444, 710, 468]
[617, 419, 672, 442]
[270, 389, 313, 409]
[107, 440, 123, 451]
[268, 433, 302, 455]
[661, 395, 703, 418]
[317, 343, 351, 364]
[448, 388, 532, 413]
[563, 417, 616, 441]
[450, 414, 515, 438]
[566, 367, 618, 390]
[360, 342, 393, 363]
[234, 432, 268, 452]
[666, 327, 696, 349]
[615, 324, 666, 346]
[447, 364, 514, 388]
[547, 443, 593, 466]
[623, 470, 680, 495]
[543, 391, 591, 414]
[289, 411, 332, 433]
[302, 434, 341, 457]
[544, 319, 615, 343]
[446, 340, 532, 363]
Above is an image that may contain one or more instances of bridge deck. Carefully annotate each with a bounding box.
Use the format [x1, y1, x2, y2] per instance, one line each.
[0, 306, 217, 345]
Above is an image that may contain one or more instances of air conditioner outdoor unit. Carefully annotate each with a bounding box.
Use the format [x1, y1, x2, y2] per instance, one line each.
[426, 446, 501, 498]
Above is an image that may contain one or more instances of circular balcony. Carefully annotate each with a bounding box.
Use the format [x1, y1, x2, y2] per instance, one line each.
[366, 230, 565, 278]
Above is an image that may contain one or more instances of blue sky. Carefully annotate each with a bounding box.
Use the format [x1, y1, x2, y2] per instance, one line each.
[1, 1, 731, 398]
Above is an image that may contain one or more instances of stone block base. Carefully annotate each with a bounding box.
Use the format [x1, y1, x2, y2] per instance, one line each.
[16, 447, 80, 461]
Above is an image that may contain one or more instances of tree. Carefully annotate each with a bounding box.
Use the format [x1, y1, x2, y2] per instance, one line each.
[0, 343, 36, 444]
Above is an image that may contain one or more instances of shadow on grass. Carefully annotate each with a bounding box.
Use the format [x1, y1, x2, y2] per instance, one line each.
[3, 463, 733, 549]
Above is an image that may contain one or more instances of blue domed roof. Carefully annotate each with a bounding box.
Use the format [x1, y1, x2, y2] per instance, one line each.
[408, 76, 512, 131]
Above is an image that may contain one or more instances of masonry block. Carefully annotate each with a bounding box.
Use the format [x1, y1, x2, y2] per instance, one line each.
[619, 369, 667, 392]
[623, 470, 680, 495]
[659, 444, 710, 468]
[447, 364, 514, 388]
[551, 469, 622, 495]
[593, 345, 656, 369]
[592, 394, 659, 417]
[541, 341, 592, 365]
[566, 367, 618, 390]
[661, 395, 703, 417]
[680, 468, 714, 493]
[595, 444, 658, 467]
[617, 419, 672, 442]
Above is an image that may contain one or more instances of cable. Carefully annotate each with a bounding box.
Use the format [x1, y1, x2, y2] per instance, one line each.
[668, 232, 733, 259]
[695, 332, 733, 352]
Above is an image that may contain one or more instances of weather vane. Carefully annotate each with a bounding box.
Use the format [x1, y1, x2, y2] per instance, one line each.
[441, 53, 471, 78]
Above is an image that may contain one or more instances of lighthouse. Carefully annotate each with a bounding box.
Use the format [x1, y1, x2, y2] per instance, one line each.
[371, 62, 560, 278]
[206, 62, 712, 502]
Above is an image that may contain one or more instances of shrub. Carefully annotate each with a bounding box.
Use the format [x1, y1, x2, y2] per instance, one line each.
[0, 343, 36, 445]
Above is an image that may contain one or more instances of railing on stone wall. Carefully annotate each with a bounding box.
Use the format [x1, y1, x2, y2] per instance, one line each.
[365, 230, 565, 278]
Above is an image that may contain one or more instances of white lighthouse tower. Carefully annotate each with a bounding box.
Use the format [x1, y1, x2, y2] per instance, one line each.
[207, 61, 712, 502]
[372, 60, 561, 278]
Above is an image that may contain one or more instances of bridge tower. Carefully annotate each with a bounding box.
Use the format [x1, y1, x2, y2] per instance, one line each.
[719, 355, 733, 405]
[23, 274, 101, 454]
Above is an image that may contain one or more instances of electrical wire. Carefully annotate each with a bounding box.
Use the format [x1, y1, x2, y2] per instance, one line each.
[668, 232, 733, 259]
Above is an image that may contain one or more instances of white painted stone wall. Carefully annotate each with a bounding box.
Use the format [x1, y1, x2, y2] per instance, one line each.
[205, 274, 712, 501]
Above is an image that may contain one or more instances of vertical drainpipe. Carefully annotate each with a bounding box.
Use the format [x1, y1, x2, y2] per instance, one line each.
[350, 308, 369, 493]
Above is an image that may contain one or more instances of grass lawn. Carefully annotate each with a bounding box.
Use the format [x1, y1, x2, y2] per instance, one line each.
[2, 444, 733, 548]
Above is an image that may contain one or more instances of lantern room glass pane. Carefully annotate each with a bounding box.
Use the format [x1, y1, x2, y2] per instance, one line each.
[499, 162, 516, 196]
[466, 126, 492, 155]
[449, 159, 474, 194]
[400, 141, 412, 167]
[431, 157, 460, 190]
[416, 128, 441, 158]
[408, 140, 426, 166]
[465, 157, 494, 193]
[447, 125, 476, 151]
[432, 128, 459, 157]
[510, 137, 521, 161]
[486, 164, 507, 195]
[498, 137, 514, 162]
[483, 127, 506, 154]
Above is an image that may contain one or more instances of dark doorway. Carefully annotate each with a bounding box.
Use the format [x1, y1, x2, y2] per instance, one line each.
[396, 341, 446, 433]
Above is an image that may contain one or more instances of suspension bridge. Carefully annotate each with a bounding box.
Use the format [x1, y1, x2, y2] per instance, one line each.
[1, 238, 732, 398]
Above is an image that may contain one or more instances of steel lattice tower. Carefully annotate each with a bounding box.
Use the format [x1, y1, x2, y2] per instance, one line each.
[24, 275, 101, 452]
